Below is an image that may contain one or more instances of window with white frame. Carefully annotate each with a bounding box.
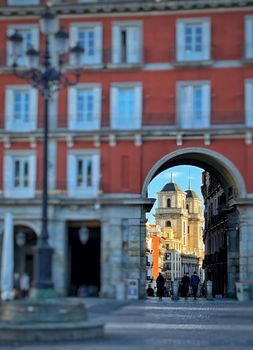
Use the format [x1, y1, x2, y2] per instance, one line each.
[112, 22, 142, 64]
[5, 86, 38, 131]
[110, 84, 142, 129]
[7, 25, 39, 66]
[67, 151, 99, 197]
[176, 18, 210, 62]
[8, 0, 39, 4]
[245, 16, 253, 59]
[4, 152, 36, 198]
[69, 23, 102, 65]
[245, 80, 253, 126]
[68, 85, 101, 130]
[177, 81, 210, 128]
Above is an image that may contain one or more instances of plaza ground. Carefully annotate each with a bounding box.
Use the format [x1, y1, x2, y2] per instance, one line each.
[1, 297, 253, 350]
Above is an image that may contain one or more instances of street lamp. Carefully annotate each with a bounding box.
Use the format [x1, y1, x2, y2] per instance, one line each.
[8, 4, 83, 297]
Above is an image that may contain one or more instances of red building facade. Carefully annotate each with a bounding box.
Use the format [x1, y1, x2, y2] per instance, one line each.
[0, 0, 253, 299]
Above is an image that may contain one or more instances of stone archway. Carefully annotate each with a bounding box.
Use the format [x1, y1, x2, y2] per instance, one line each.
[142, 147, 247, 198]
[141, 147, 253, 299]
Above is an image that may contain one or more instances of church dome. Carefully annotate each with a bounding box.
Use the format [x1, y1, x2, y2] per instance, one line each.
[161, 182, 182, 192]
[185, 189, 199, 199]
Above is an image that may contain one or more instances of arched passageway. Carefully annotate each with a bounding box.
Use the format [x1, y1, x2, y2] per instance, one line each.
[142, 147, 253, 299]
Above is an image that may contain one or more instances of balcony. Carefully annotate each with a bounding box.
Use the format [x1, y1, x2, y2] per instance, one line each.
[0, 110, 249, 133]
[0, 41, 252, 70]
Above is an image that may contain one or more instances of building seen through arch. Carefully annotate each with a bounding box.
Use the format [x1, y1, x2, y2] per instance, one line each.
[146, 178, 204, 289]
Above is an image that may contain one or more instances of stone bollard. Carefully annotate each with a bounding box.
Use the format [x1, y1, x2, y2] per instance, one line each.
[171, 280, 179, 300]
[235, 281, 250, 301]
[206, 280, 213, 300]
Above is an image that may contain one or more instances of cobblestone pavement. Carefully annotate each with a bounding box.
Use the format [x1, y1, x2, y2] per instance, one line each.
[1, 297, 253, 350]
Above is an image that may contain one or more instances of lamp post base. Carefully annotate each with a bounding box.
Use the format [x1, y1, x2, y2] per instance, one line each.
[29, 287, 57, 300]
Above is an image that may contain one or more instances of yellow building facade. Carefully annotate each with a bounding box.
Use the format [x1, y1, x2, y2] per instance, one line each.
[153, 181, 204, 282]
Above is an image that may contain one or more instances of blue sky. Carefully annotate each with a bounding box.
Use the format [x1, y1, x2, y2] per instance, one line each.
[146, 165, 204, 224]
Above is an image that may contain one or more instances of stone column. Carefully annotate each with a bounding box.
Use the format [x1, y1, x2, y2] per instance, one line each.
[100, 218, 113, 298]
[139, 209, 147, 299]
[100, 215, 124, 299]
[238, 205, 253, 298]
[1, 213, 14, 301]
[50, 220, 66, 296]
[226, 211, 239, 297]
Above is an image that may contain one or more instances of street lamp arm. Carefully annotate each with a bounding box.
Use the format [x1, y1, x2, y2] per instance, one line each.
[12, 63, 44, 88]
[12, 63, 80, 97]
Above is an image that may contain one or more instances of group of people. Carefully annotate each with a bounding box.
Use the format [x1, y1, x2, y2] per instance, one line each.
[146, 271, 201, 300]
[180, 271, 200, 300]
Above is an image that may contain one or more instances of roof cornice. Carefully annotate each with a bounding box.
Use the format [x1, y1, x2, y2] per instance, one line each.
[0, 0, 253, 17]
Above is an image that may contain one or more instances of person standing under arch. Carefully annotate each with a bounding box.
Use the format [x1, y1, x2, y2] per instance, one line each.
[156, 272, 165, 300]
[191, 271, 200, 300]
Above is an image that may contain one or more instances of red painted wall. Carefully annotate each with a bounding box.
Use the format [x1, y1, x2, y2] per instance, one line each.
[0, 8, 252, 196]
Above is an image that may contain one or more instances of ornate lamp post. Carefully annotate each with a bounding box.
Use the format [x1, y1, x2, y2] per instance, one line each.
[8, 4, 83, 297]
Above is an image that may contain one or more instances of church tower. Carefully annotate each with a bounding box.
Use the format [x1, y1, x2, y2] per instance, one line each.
[155, 177, 188, 245]
[185, 188, 204, 266]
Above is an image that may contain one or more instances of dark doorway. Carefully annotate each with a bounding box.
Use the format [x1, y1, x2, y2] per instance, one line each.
[14, 226, 37, 282]
[68, 222, 101, 297]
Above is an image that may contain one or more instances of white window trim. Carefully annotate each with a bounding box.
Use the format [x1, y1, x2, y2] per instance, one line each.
[112, 21, 143, 64]
[110, 82, 142, 130]
[67, 150, 100, 198]
[68, 84, 101, 131]
[245, 16, 253, 59]
[69, 22, 102, 65]
[245, 79, 253, 126]
[8, 0, 39, 4]
[3, 150, 36, 199]
[7, 24, 39, 67]
[176, 18, 211, 62]
[5, 85, 38, 132]
[176, 80, 211, 129]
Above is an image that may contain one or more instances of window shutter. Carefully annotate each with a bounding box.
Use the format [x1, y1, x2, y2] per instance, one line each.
[202, 83, 211, 128]
[176, 21, 185, 61]
[180, 85, 192, 128]
[94, 25, 102, 64]
[28, 155, 36, 198]
[202, 20, 211, 60]
[30, 88, 38, 131]
[112, 25, 121, 64]
[134, 85, 142, 128]
[3, 155, 13, 198]
[245, 17, 253, 58]
[245, 81, 253, 126]
[68, 87, 77, 130]
[67, 154, 77, 196]
[48, 141, 56, 190]
[31, 26, 39, 50]
[5, 88, 14, 131]
[7, 27, 15, 66]
[127, 27, 140, 63]
[110, 86, 118, 128]
[69, 25, 79, 65]
[92, 154, 100, 195]
[93, 86, 101, 129]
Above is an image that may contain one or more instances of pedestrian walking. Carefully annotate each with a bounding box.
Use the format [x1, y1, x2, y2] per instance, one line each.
[190, 271, 200, 300]
[181, 272, 190, 299]
[20, 272, 30, 298]
[13, 272, 21, 299]
[156, 272, 165, 300]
